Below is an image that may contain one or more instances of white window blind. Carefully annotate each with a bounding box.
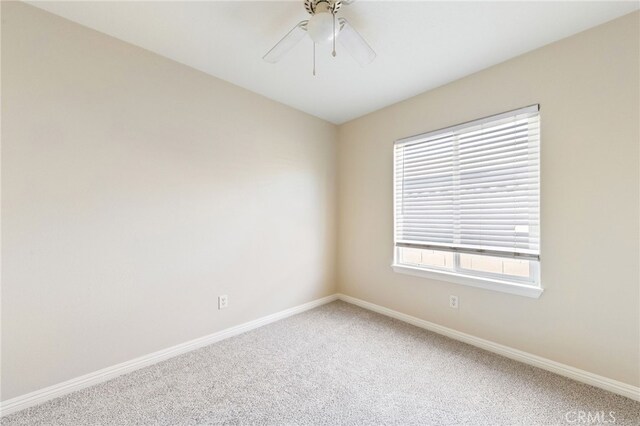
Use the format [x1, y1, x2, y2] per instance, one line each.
[394, 105, 540, 261]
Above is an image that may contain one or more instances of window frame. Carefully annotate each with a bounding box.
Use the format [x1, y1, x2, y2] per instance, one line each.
[392, 106, 542, 298]
[392, 261, 543, 298]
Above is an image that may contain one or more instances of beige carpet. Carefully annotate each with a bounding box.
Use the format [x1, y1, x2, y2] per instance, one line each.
[3, 301, 639, 425]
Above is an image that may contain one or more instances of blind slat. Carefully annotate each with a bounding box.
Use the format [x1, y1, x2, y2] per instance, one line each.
[395, 105, 540, 261]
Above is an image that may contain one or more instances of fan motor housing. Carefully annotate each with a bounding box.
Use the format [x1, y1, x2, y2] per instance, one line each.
[305, 0, 342, 15]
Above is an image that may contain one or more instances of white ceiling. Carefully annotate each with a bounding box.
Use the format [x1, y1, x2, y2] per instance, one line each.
[28, 1, 639, 124]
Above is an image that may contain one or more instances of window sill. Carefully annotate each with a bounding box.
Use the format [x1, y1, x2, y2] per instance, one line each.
[391, 264, 543, 299]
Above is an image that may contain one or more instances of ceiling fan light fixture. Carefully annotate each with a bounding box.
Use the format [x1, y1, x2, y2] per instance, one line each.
[263, 0, 376, 70]
[307, 11, 339, 44]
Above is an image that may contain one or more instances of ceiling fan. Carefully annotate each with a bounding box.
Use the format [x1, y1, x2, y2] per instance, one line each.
[263, 0, 376, 75]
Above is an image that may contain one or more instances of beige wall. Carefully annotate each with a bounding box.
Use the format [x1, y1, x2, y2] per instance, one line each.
[1, 2, 337, 400]
[338, 11, 640, 387]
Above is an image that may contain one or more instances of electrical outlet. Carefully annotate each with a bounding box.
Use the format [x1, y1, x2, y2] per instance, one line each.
[218, 295, 228, 310]
[449, 295, 459, 309]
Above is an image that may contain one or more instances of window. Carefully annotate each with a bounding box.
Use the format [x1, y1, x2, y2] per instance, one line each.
[393, 105, 541, 297]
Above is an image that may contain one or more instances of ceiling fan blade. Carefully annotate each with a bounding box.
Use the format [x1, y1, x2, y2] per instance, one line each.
[263, 21, 308, 64]
[337, 18, 376, 66]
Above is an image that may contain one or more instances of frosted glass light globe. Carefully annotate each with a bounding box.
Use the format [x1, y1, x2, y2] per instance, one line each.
[307, 12, 339, 44]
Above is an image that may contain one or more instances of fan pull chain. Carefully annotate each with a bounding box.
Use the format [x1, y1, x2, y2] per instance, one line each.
[332, 12, 336, 57]
[313, 42, 316, 76]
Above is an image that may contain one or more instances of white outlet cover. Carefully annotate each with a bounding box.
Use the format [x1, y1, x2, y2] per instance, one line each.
[449, 296, 459, 309]
[218, 295, 228, 310]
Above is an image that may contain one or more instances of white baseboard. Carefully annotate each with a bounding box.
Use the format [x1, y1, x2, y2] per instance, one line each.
[3, 292, 637, 417]
[0, 294, 339, 417]
[336, 293, 640, 402]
